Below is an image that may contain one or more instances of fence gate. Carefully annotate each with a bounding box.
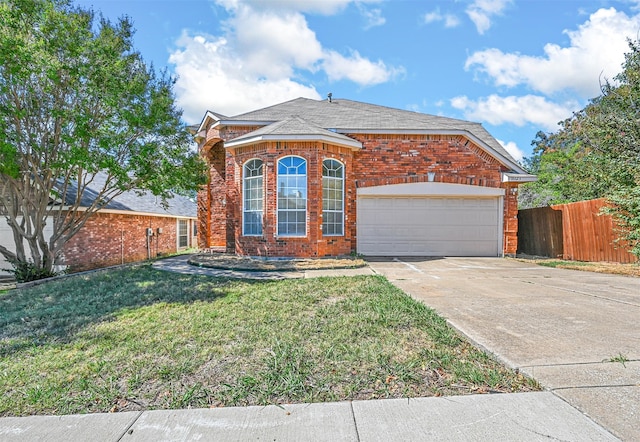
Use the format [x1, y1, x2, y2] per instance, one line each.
[517, 206, 563, 258]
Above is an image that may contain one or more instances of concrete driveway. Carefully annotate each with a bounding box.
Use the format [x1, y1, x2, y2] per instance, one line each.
[368, 257, 640, 441]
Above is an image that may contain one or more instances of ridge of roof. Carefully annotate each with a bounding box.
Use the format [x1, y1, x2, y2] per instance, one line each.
[230, 97, 312, 120]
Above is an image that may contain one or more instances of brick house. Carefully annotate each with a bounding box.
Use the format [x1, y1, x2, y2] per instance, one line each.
[0, 173, 197, 273]
[195, 97, 535, 258]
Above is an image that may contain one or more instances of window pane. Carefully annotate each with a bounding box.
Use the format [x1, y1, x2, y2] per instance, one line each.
[322, 159, 344, 236]
[277, 156, 307, 236]
[178, 220, 188, 247]
[243, 161, 263, 236]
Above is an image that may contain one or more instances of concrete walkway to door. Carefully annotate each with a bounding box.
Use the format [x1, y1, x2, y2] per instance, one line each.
[368, 257, 640, 441]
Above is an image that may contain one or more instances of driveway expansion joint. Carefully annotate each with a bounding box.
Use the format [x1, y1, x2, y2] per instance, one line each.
[521, 360, 640, 369]
[523, 281, 640, 307]
[116, 411, 143, 441]
[349, 401, 361, 442]
[551, 384, 640, 391]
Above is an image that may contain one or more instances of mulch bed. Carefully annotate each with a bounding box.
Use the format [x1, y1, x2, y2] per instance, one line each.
[188, 253, 368, 272]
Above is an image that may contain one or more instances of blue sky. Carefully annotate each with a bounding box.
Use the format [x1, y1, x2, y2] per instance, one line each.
[74, 0, 640, 162]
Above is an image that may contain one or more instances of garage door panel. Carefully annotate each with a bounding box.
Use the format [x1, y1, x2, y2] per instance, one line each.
[357, 196, 502, 257]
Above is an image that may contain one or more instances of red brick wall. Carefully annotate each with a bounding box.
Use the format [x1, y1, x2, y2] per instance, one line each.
[62, 212, 196, 272]
[352, 134, 504, 187]
[225, 141, 355, 257]
[199, 124, 519, 257]
[199, 141, 226, 248]
[502, 184, 519, 256]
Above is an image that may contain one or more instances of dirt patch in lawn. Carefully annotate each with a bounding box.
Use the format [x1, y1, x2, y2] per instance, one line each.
[189, 253, 368, 272]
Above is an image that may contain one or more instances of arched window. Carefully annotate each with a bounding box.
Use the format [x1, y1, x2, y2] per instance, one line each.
[277, 156, 307, 236]
[243, 159, 263, 235]
[322, 159, 344, 236]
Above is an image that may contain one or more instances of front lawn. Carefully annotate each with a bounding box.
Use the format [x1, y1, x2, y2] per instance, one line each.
[0, 266, 537, 416]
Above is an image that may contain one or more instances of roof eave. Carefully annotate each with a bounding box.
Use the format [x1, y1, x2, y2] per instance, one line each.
[206, 119, 277, 132]
[502, 173, 537, 183]
[225, 134, 362, 150]
[197, 109, 239, 130]
[196, 111, 221, 133]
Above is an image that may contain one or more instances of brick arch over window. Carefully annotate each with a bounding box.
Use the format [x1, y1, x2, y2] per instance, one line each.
[277, 156, 307, 237]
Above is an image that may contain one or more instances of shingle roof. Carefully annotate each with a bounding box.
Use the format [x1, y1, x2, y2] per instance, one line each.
[62, 172, 196, 218]
[223, 98, 517, 166]
[225, 116, 362, 149]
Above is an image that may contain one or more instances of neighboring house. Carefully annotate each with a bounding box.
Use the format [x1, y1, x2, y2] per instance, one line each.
[0, 173, 197, 273]
[195, 97, 536, 258]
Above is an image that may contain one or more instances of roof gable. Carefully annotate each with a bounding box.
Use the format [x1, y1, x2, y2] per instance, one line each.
[224, 116, 362, 150]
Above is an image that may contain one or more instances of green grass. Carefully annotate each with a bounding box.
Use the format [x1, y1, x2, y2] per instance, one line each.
[0, 265, 538, 416]
[531, 259, 639, 277]
[607, 353, 629, 367]
[536, 260, 591, 268]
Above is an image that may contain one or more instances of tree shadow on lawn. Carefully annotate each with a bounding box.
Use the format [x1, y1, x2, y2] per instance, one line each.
[0, 265, 257, 357]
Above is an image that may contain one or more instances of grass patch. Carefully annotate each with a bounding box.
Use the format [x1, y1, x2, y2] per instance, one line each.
[606, 353, 629, 367]
[0, 266, 538, 416]
[532, 259, 639, 277]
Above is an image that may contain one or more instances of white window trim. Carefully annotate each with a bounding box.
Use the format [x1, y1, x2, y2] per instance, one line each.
[276, 155, 307, 237]
[322, 159, 345, 237]
[177, 218, 189, 249]
[242, 158, 264, 237]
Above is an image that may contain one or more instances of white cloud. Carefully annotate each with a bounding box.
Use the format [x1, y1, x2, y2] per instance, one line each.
[170, 0, 400, 122]
[465, 7, 640, 98]
[450, 94, 578, 131]
[424, 10, 440, 24]
[465, 0, 511, 34]
[497, 139, 525, 162]
[359, 5, 386, 29]
[169, 33, 321, 122]
[424, 8, 460, 28]
[445, 14, 461, 28]
[216, 0, 352, 15]
[217, 0, 383, 15]
[322, 49, 403, 85]
[231, 7, 323, 78]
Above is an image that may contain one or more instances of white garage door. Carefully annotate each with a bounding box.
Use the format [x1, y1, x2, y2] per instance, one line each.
[356, 183, 504, 257]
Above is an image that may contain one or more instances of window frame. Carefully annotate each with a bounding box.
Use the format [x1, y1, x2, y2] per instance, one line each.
[177, 219, 189, 248]
[242, 158, 264, 236]
[276, 155, 307, 237]
[322, 158, 345, 237]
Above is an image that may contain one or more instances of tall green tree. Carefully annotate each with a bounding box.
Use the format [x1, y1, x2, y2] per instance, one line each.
[0, 0, 207, 278]
[520, 40, 640, 257]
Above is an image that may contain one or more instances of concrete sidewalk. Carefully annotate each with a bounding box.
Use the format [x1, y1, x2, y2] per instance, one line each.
[0, 393, 616, 441]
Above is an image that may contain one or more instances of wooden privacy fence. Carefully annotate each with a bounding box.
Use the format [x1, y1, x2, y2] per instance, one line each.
[517, 198, 637, 263]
